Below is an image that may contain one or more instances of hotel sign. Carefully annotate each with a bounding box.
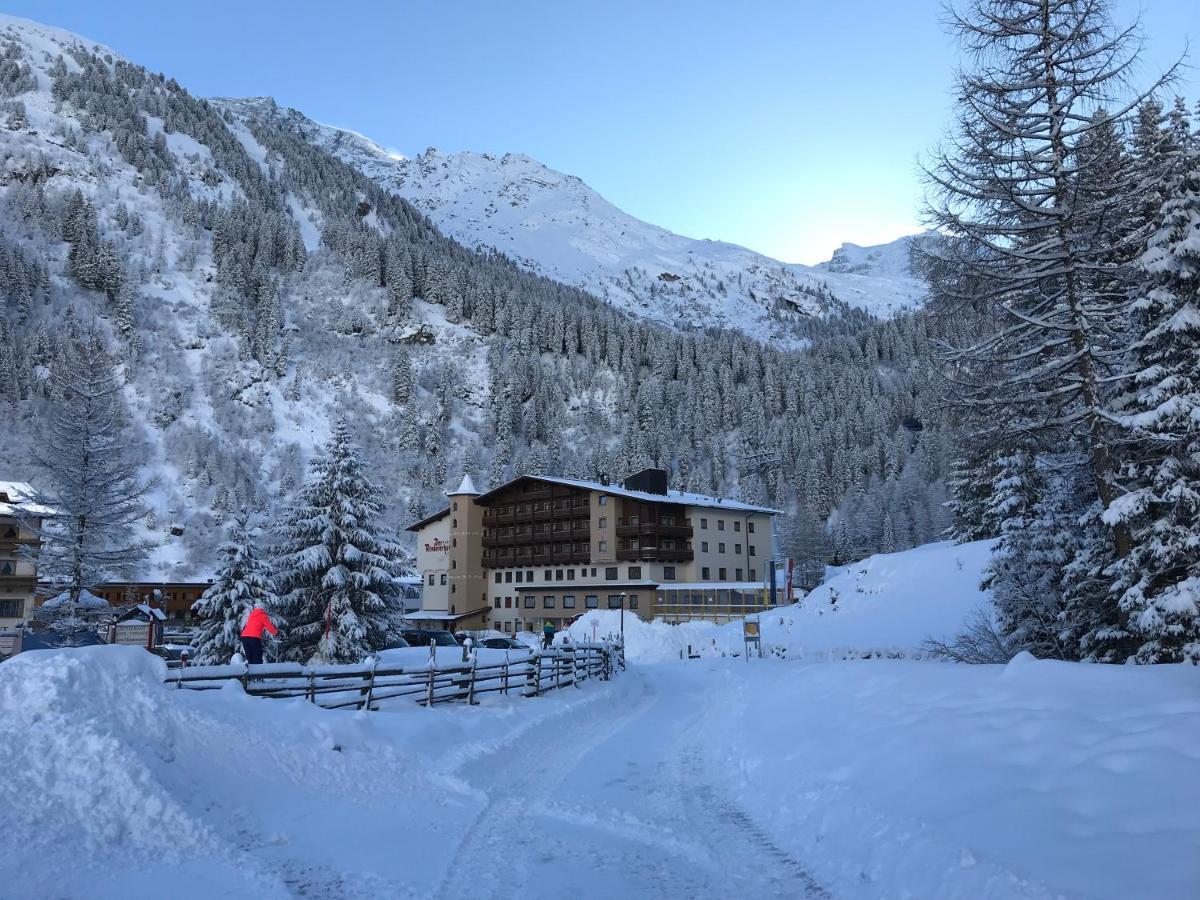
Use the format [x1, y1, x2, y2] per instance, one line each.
[424, 538, 450, 554]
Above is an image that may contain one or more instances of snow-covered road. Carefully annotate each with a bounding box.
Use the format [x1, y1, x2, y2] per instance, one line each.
[432, 667, 828, 900]
[4, 646, 1197, 899]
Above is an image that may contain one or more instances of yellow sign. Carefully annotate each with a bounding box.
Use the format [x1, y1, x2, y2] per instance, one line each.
[743, 620, 760, 639]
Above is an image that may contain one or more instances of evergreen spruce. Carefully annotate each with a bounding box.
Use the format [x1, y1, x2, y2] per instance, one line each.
[191, 512, 277, 665]
[271, 420, 405, 663]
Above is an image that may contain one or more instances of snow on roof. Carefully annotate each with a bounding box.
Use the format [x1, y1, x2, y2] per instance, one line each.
[135, 604, 167, 621]
[477, 474, 781, 515]
[447, 473, 480, 496]
[657, 582, 774, 592]
[43, 589, 110, 609]
[0, 481, 54, 517]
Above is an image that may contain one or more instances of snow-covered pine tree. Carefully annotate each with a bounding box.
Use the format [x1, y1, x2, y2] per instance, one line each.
[1106, 142, 1200, 663]
[924, 0, 1177, 657]
[270, 419, 405, 663]
[21, 330, 154, 624]
[191, 512, 278, 665]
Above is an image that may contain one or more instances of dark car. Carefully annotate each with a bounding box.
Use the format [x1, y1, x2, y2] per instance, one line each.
[483, 637, 528, 651]
[400, 629, 460, 648]
[381, 636, 411, 650]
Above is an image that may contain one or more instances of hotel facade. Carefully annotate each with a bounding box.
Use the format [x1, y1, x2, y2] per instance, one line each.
[407, 469, 781, 633]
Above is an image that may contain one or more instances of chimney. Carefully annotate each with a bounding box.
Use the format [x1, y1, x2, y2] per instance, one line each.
[623, 468, 669, 495]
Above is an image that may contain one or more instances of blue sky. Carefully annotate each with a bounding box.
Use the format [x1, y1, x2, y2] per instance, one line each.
[10, 0, 1196, 263]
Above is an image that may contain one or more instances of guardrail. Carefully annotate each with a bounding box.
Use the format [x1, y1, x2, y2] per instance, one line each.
[164, 641, 625, 711]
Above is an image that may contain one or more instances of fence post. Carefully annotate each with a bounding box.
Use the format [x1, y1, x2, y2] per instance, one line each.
[554, 648, 562, 691]
[526, 653, 540, 697]
[426, 660, 436, 708]
[467, 655, 479, 706]
[569, 644, 580, 689]
[361, 657, 377, 711]
[502, 653, 510, 696]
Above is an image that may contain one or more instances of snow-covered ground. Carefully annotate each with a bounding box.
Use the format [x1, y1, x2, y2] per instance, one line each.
[569, 539, 997, 662]
[1, 644, 1196, 900]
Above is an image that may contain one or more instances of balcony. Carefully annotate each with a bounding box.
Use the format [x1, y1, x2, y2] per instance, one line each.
[615, 519, 693, 539]
[616, 547, 692, 563]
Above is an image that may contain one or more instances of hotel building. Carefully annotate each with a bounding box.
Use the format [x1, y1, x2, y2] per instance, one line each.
[407, 469, 781, 633]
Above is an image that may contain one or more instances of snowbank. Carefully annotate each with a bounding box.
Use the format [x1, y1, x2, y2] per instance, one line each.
[0, 644, 613, 899]
[689, 656, 1200, 900]
[568, 539, 996, 661]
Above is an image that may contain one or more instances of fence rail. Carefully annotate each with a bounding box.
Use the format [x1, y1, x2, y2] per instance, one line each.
[164, 641, 625, 711]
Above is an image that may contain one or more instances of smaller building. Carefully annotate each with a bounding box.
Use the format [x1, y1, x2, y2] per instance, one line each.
[88, 582, 214, 623]
[0, 482, 50, 630]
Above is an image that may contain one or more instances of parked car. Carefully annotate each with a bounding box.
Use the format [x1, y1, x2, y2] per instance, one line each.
[400, 629, 460, 648]
[381, 636, 411, 650]
[482, 637, 528, 651]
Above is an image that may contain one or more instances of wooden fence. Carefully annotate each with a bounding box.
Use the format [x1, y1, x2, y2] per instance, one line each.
[163, 641, 624, 711]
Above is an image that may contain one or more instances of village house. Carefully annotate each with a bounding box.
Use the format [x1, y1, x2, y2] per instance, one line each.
[0, 482, 50, 630]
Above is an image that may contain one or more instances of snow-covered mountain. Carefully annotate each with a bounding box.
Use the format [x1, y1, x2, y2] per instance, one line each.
[0, 15, 952, 582]
[220, 99, 929, 340]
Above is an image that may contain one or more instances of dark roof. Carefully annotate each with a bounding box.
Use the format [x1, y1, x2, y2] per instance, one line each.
[472, 474, 780, 514]
[405, 507, 451, 532]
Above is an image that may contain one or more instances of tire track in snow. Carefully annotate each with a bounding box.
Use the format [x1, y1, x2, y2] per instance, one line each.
[431, 670, 832, 900]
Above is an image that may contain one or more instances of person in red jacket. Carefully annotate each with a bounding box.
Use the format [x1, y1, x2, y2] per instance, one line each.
[240, 602, 278, 665]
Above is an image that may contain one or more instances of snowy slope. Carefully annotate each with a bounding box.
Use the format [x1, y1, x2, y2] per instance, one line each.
[569, 539, 996, 661]
[220, 99, 929, 339]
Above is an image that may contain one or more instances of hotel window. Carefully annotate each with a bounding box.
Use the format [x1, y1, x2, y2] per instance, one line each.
[544, 596, 556, 608]
[451, 584, 456, 594]
[452, 519, 457, 528]
[598, 516, 607, 528]
[598, 496, 608, 506]
[700, 518, 708, 529]
[629, 595, 639, 610]
[0, 599, 24, 618]
[701, 567, 711, 580]
[451, 559, 457, 569]
[428, 573, 435, 585]
[585, 595, 599, 609]
[494, 598, 501, 608]
[453, 501, 458, 511]
[516, 571, 523, 584]
[718, 543, 726, 554]
[527, 571, 534, 582]
[505, 597, 513, 608]
[555, 570, 564, 581]
[701, 541, 709, 552]
[563, 595, 576, 609]
[734, 544, 742, 555]
[718, 520, 726, 531]
[605, 567, 618, 580]
[524, 596, 536, 608]
[663, 566, 676, 580]
[628, 566, 641, 579]
[590, 568, 597, 577]
[544, 570, 552, 581]
[748, 521, 756, 533]
[750, 568, 757, 580]
[607, 595, 623, 609]
[749, 546, 756, 556]
[718, 568, 727, 580]
[736, 568, 744, 581]
[599, 541, 608, 552]
[734, 520, 741, 532]
[567, 569, 575, 581]
[505, 572, 513, 583]
[495, 572, 502, 584]
[440, 574, 447, 585]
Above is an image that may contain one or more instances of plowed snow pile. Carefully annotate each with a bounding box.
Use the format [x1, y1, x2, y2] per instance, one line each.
[569, 539, 996, 661]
